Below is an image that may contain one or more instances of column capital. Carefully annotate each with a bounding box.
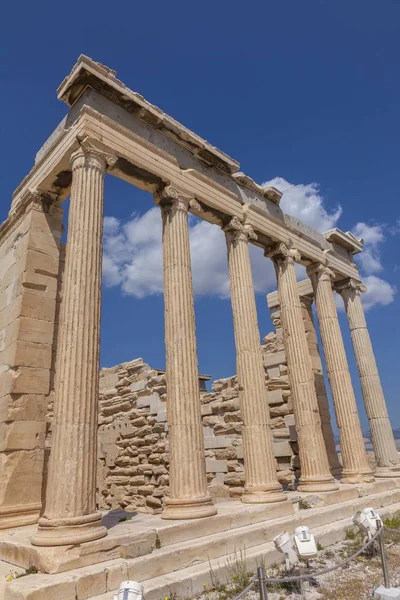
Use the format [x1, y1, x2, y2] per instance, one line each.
[335, 278, 367, 296]
[70, 138, 118, 172]
[156, 185, 201, 214]
[306, 262, 335, 282]
[224, 216, 257, 243]
[265, 242, 300, 264]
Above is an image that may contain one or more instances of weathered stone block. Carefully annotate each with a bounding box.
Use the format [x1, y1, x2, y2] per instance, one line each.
[204, 436, 235, 449]
[267, 389, 283, 405]
[75, 565, 107, 599]
[20, 292, 56, 322]
[26, 226, 61, 257]
[130, 476, 146, 486]
[284, 414, 298, 441]
[270, 416, 285, 429]
[0, 366, 50, 396]
[1, 316, 54, 349]
[270, 404, 290, 417]
[0, 394, 48, 422]
[214, 423, 242, 435]
[0, 421, 46, 451]
[105, 561, 129, 592]
[224, 473, 245, 486]
[266, 366, 280, 378]
[273, 441, 292, 458]
[206, 459, 228, 473]
[146, 496, 162, 509]
[0, 340, 52, 369]
[273, 428, 290, 439]
[0, 447, 44, 509]
[264, 350, 286, 367]
[6, 573, 76, 600]
[156, 409, 167, 422]
[224, 411, 242, 423]
[137, 393, 161, 414]
[130, 379, 146, 392]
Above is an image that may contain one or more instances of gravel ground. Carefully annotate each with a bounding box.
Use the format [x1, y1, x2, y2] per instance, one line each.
[193, 531, 400, 600]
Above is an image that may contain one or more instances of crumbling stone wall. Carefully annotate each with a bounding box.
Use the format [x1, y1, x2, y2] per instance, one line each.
[200, 334, 297, 497]
[97, 358, 169, 513]
[97, 332, 298, 514]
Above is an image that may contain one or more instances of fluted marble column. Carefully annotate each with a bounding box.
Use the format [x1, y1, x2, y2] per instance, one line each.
[300, 295, 342, 476]
[157, 186, 216, 519]
[268, 244, 338, 492]
[32, 141, 116, 546]
[307, 263, 374, 484]
[225, 218, 286, 503]
[337, 278, 400, 477]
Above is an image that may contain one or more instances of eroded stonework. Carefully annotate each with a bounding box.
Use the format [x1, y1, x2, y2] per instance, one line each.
[97, 332, 296, 514]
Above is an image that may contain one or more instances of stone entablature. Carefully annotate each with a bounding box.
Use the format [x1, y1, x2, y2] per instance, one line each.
[10, 56, 361, 285]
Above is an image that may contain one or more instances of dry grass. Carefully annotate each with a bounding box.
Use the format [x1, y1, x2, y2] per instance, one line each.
[163, 512, 400, 599]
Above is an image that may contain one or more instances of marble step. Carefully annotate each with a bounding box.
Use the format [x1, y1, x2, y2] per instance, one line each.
[90, 500, 400, 600]
[6, 490, 400, 600]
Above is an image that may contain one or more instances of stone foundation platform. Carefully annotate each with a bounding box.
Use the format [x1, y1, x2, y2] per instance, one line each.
[4, 480, 400, 600]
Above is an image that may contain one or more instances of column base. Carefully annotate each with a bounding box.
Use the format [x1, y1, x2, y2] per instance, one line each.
[31, 512, 107, 547]
[298, 476, 339, 493]
[374, 466, 400, 479]
[241, 484, 287, 504]
[161, 496, 217, 520]
[341, 470, 375, 484]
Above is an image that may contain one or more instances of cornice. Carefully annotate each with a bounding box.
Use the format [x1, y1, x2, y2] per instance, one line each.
[58, 55, 240, 175]
[232, 172, 282, 205]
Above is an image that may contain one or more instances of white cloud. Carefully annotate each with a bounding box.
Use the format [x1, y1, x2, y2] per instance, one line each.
[361, 275, 397, 311]
[103, 209, 279, 298]
[352, 222, 385, 274]
[104, 216, 120, 236]
[262, 177, 342, 231]
[103, 208, 163, 298]
[102, 179, 396, 311]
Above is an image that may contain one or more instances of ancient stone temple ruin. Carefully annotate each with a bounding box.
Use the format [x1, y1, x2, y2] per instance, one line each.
[0, 55, 399, 599]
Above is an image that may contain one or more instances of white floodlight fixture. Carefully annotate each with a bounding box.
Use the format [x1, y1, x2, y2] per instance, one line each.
[353, 507, 381, 540]
[293, 526, 318, 560]
[273, 531, 299, 569]
[113, 581, 144, 600]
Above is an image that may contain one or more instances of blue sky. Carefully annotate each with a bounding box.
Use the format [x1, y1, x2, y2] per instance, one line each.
[1, 1, 399, 431]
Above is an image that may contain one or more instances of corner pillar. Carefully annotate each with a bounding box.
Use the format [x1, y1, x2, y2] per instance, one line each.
[267, 244, 338, 492]
[0, 191, 63, 529]
[225, 218, 287, 504]
[336, 278, 400, 477]
[157, 186, 216, 519]
[307, 263, 374, 484]
[32, 140, 116, 546]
